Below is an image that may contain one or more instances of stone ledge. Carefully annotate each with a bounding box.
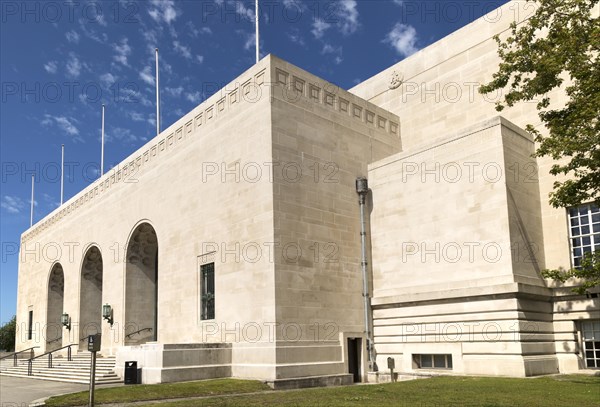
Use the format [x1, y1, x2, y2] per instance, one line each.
[266, 373, 353, 390]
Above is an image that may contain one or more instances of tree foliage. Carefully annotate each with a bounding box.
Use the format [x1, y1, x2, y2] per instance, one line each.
[0, 316, 16, 352]
[541, 251, 600, 294]
[479, 0, 599, 208]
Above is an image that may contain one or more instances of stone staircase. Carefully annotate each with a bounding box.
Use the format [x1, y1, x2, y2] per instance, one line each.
[0, 353, 120, 384]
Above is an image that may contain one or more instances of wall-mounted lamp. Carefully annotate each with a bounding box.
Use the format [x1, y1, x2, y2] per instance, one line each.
[61, 312, 71, 330]
[102, 303, 113, 326]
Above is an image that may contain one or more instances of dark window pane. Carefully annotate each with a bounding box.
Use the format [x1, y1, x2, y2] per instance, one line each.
[583, 236, 591, 245]
[571, 217, 580, 226]
[580, 216, 590, 225]
[593, 224, 600, 233]
[200, 263, 215, 320]
[447, 355, 453, 368]
[569, 207, 578, 217]
[581, 225, 590, 235]
[573, 238, 581, 247]
[592, 213, 600, 223]
[574, 248, 582, 257]
[580, 206, 589, 216]
[591, 204, 599, 213]
[586, 351, 594, 358]
[421, 355, 432, 368]
[434, 354, 446, 368]
[571, 227, 580, 237]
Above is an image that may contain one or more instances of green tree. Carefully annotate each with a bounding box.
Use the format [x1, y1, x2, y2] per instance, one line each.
[0, 316, 16, 352]
[479, 0, 599, 208]
[480, 0, 599, 293]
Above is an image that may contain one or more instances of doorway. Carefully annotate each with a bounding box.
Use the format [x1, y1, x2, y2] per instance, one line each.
[347, 337, 361, 383]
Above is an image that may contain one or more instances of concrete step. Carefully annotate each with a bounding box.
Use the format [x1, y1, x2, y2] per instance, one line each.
[0, 355, 119, 384]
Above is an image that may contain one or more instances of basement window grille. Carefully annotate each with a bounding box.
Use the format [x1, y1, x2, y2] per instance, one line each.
[413, 354, 453, 369]
[200, 262, 215, 320]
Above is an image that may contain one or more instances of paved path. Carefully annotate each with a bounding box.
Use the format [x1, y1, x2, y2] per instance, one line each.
[0, 376, 88, 406]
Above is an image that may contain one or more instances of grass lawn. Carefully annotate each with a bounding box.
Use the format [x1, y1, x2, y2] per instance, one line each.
[45, 375, 600, 407]
[44, 378, 271, 407]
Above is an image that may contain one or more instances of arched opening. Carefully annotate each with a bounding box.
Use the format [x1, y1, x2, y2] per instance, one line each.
[79, 246, 103, 349]
[46, 263, 64, 351]
[125, 222, 158, 345]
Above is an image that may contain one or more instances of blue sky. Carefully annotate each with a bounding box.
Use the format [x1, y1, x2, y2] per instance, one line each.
[0, 0, 509, 324]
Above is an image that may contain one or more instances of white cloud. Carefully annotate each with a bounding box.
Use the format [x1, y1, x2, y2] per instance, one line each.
[106, 127, 139, 144]
[232, 0, 254, 21]
[44, 61, 58, 74]
[148, 0, 179, 25]
[66, 53, 82, 78]
[196, 55, 204, 64]
[242, 32, 256, 51]
[321, 44, 343, 64]
[42, 114, 80, 137]
[336, 0, 359, 35]
[311, 18, 331, 39]
[42, 193, 60, 209]
[185, 91, 202, 103]
[187, 21, 212, 37]
[113, 38, 132, 67]
[66, 30, 80, 43]
[288, 27, 305, 46]
[393, 0, 404, 5]
[1, 196, 25, 214]
[128, 111, 145, 122]
[312, 1, 359, 38]
[139, 66, 155, 86]
[384, 23, 418, 58]
[99, 73, 117, 87]
[173, 40, 192, 59]
[78, 19, 108, 43]
[165, 86, 183, 97]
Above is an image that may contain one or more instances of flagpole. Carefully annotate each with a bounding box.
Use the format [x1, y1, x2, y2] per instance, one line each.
[101, 104, 105, 176]
[30, 174, 35, 227]
[255, 0, 259, 63]
[155, 48, 160, 137]
[60, 144, 64, 205]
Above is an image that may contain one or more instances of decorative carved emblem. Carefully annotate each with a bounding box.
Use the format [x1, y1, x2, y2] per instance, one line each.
[389, 70, 404, 90]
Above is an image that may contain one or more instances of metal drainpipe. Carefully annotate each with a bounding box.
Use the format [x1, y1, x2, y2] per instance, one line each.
[356, 177, 376, 371]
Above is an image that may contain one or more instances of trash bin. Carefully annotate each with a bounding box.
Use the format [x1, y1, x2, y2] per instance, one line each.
[124, 361, 138, 384]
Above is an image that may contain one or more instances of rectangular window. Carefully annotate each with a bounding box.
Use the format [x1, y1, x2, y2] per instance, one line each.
[413, 354, 453, 369]
[28, 310, 33, 340]
[581, 320, 600, 368]
[200, 262, 215, 320]
[568, 203, 600, 268]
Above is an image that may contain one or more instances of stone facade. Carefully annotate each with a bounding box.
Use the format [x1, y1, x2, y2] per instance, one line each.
[15, 1, 599, 385]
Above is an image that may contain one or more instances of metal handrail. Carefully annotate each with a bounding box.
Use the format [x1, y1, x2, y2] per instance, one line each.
[27, 344, 74, 376]
[125, 327, 152, 339]
[47, 337, 62, 344]
[0, 347, 39, 367]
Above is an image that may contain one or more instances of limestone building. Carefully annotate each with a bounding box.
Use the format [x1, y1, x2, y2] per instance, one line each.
[14, 1, 599, 385]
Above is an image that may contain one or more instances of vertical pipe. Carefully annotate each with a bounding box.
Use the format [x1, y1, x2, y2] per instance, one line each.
[356, 177, 375, 371]
[255, 0, 259, 63]
[30, 174, 35, 227]
[155, 48, 160, 137]
[60, 144, 64, 205]
[100, 104, 105, 176]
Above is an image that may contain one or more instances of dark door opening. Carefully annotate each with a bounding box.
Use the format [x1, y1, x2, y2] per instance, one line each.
[347, 338, 361, 383]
